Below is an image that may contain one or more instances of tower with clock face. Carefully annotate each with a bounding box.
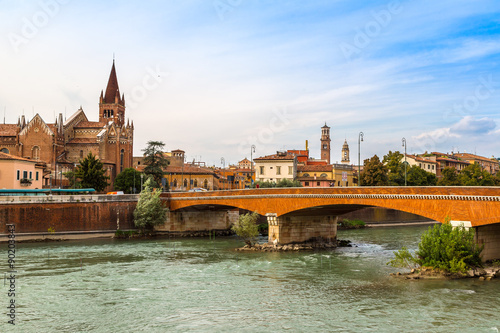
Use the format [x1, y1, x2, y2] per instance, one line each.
[341, 139, 350, 164]
[320, 123, 331, 164]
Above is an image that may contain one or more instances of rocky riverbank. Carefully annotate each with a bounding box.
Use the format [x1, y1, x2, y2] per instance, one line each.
[236, 239, 353, 252]
[391, 265, 500, 280]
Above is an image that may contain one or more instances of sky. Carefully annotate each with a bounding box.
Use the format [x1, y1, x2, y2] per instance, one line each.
[1, 0, 500, 167]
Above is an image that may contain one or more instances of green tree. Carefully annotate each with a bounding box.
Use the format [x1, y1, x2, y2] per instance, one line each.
[63, 170, 79, 189]
[133, 178, 167, 231]
[232, 212, 260, 246]
[360, 155, 389, 186]
[143, 141, 169, 188]
[114, 168, 142, 194]
[437, 167, 461, 186]
[276, 179, 302, 187]
[406, 165, 437, 186]
[74, 152, 110, 192]
[383, 151, 405, 186]
[459, 163, 495, 186]
[388, 218, 483, 274]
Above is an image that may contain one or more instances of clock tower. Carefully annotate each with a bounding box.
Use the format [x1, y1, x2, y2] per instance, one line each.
[320, 123, 331, 164]
[341, 140, 350, 164]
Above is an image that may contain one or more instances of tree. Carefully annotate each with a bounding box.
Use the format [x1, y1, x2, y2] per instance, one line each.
[437, 167, 461, 186]
[114, 168, 142, 194]
[275, 179, 302, 187]
[406, 165, 437, 186]
[383, 151, 405, 186]
[232, 212, 260, 246]
[143, 141, 169, 188]
[360, 155, 389, 186]
[74, 152, 110, 192]
[133, 178, 167, 231]
[63, 170, 79, 189]
[459, 163, 495, 186]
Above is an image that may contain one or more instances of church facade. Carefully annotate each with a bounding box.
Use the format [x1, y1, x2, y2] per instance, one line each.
[0, 61, 134, 190]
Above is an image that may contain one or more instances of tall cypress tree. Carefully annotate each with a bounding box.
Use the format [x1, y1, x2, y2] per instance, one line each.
[142, 141, 169, 187]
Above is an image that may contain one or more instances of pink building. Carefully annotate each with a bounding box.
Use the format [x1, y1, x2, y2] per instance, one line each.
[0, 152, 44, 189]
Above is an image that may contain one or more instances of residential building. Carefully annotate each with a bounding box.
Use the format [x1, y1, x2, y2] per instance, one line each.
[401, 154, 438, 174]
[0, 152, 44, 189]
[254, 151, 297, 183]
[454, 153, 499, 175]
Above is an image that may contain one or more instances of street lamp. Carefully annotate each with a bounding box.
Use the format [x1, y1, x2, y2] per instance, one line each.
[221, 157, 225, 190]
[358, 132, 364, 186]
[250, 145, 256, 186]
[402, 137, 407, 186]
[140, 173, 144, 192]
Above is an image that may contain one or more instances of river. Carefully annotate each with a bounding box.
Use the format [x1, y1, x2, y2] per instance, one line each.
[2, 225, 499, 332]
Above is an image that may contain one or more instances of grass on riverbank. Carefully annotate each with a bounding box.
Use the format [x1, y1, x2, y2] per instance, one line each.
[338, 218, 366, 229]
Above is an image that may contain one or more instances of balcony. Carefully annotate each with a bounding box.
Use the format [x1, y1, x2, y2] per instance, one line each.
[20, 178, 33, 186]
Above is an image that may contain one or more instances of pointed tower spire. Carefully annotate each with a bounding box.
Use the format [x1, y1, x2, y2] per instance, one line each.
[104, 60, 122, 105]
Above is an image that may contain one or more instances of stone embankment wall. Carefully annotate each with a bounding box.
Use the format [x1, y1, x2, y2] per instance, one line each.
[156, 209, 239, 233]
[0, 195, 138, 234]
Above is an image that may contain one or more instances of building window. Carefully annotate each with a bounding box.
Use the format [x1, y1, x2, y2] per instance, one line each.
[432, 165, 434, 170]
[194, 179, 198, 187]
[36, 172, 39, 181]
[288, 166, 293, 175]
[120, 149, 125, 173]
[305, 181, 309, 186]
[17, 170, 20, 180]
[1, 148, 9, 154]
[276, 166, 281, 175]
[260, 166, 264, 175]
[320, 173, 327, 178]
[303, 173, 310, 177]
[276, 178, 281, 182]
[173, 179, 177, 188]
[419, 163, 421, 168]
[32, 146, 40, 160]
[80, 150, 84, 158]
[183, 179, 188, 188]
[317, 182, 320, 186]
[204, 179, 208, 189]
[23, 171, 28, 179]
[29, 171, 32, 179]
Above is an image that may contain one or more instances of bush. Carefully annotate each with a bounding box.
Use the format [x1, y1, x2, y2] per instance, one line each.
[388, 219, 483, 273]
[133, 178, 168, 231]
[232, 212, 259, 246]
[339, 218, 366, 229]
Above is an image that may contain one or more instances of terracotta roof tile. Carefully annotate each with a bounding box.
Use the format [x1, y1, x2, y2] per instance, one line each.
[254, 153, 296, 161]
[0, 152, 36, 163]
[298, 165, 332, 172]
[75, 121, 106, 128]
[0, 124, 19, 136]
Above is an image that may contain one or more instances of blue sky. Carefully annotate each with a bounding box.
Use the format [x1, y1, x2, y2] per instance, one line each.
[1, 0, 500, 166]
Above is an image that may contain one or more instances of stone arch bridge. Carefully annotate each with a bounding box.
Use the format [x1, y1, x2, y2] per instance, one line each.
[163, 187, 500, 260]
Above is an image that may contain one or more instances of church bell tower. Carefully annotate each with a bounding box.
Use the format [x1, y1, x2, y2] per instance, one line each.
[341, 140, 350, 164]
[99, 60, 126, 126]
[320, 123, 331, 164]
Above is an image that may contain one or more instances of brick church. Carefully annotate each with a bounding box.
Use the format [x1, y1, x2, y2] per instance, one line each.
[0, 61, 134, 190]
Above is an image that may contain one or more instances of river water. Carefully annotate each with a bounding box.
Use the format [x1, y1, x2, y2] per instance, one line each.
[2, 225, 500, 332]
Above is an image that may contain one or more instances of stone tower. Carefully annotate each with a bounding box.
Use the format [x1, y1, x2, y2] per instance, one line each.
[320, 123, 331, 164]
[99, 60, 126, 126]
[341, 140, 350, 164]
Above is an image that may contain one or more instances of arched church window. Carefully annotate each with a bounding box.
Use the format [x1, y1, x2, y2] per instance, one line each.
[320, 173, 327, 178]
[120, 149, 125, 173]
[1, 148, 9, 154]
[32, 146, 40, 160]
[183, 179, 188, 188]
[303, 173, 310, 177]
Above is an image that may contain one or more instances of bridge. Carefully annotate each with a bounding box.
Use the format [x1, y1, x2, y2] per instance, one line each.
[163, 187, 500, 260]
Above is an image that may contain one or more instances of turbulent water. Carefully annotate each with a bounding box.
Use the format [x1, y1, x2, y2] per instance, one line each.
[2, 225, 500, 332]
